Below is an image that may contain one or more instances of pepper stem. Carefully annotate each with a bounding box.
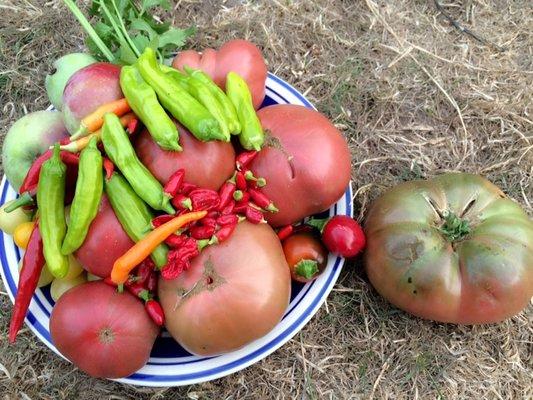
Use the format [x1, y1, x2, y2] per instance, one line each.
[295, 259, 319, 279]
[5, 192, 35, 213]
[439, 211, 471, 242]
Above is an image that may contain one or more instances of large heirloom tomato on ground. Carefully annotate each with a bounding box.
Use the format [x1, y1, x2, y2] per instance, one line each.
[364, 173, 533, 324]
[158, 222, 291, 356]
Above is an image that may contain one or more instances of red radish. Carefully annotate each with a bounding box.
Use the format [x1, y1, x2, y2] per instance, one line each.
[50, 282, 159, 378]
[308, 215, 366, 258]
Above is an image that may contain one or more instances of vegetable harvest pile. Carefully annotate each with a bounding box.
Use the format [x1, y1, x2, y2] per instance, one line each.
[1, 0, 532, 381]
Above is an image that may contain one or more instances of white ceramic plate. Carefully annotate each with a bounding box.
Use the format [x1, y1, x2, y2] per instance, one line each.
[0, 72, 353, 386]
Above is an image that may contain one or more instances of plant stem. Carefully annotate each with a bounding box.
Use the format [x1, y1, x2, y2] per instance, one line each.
[110, 0, 140, 57]
[61, 0, 115, 62]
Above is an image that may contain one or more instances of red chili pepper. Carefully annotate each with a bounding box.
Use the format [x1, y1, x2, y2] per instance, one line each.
[236, 151, 258, 170]
[125, 282, 150, 300]
[201, 217, 217, 229]
[190, 224, 216, 240]
[217, 181, 236, 211]
[245, 205, 265, 224]
[171, 194, 192, 211]
[163, 169, 185, 198]
[277, 225, 294, 241]
[233, 190, 250, 203]
[147, 271, 158, 292]
[19, 151, 53, 193]
[248, 188, 279, 213]
[103, 157, 114, 180]
[179, 182, 197, 195]
[9, 222, 45, 343]
[220, 200, 235, 215]
[189, 189, 220, 211]
[136, 258, 155, 287]
[205, 211, 219, 220]
[233, 200, 249, 214]
[165, 233, 187, 248]
[103, 276, 116, 287]
[210, 222, 237, 244]
[235, 171, 247, 190]
[151, 214, 174, 228]
[145, 299, 165, 326]
[127, 117, 139, 134]
[161, 258, 189, 280]
[315, 216, 366, 258]
[217, 214, 238, 226]
[60, 151, 80, 166]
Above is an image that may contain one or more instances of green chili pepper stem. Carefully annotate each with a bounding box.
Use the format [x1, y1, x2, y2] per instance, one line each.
[226, 72, 264, 151]
[37, 144, 69, 278]
[61, 137, 103, 255]
[101, 113, 174, 214]
[105, 173, 168, 268]
[120, 66, 182, 151]
[136, 48, 226, 142]
[184, 66, 241, 135]
[5, 192, 34, 213]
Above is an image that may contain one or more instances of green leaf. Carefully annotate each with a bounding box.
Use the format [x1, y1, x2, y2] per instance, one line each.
[93, 21, 115, 43]
[118, 37, 138, 65]
[158, 26, 196, 49]
[141, 0, 170, 13]
[130, 17, 158, 39]
[295, 260, 319, 280]
[131, 34, 150, 53]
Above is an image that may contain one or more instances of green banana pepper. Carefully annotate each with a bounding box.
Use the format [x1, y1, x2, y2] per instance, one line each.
[120, 65, 182, 151]
[136, 48, 226, 142]
[161, 65, 230, 141]
[61, 137, 103, 255]
[101, 113, 174, 214]
[105, 173, 168, 268]
[184, 66, 241, 135]
[37, 144, 69, 278]
[226, 72, 264, 151]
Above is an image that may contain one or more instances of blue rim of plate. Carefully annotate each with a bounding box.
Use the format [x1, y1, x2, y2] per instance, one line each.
[0, 72, 353, 387]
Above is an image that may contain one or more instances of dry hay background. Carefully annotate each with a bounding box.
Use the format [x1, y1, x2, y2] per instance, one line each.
[0, 0, 532, 399]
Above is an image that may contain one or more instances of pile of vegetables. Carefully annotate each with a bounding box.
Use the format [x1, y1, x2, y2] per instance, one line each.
[1, 0, 531, 382]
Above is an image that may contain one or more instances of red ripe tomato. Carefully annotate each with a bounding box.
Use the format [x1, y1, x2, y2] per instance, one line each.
[134, 123, 235, 191]
[50, 282, 159, 378]
[172, 39, 267, 109]
[74, 195, 134, 277]
[158, 222, 291, 356]
[249, 104, 351, 227]
[283, 233, 328, 283]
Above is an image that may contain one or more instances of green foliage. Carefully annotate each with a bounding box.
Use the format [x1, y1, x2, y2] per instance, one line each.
[64, 0, 196, 64]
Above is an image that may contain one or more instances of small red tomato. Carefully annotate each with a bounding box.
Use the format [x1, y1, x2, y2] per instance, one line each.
[322, 215, 366, 258]
[282, 233, 328, 283]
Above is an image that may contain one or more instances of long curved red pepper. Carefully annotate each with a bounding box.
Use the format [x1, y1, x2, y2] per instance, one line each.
[103, 157, 115, 180]
[217, 181, 236, 211]
[235, 171, 247, 191]
[9, 222, 45, 343]
[164, 169, 185, 198]
[145, 300, 165, 326]
[236, 150, 258, 170]
[248, 188, 278, 212]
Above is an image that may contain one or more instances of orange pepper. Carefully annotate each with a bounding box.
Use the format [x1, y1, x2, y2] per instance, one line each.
[110, 211, 207, 284]
[71, 98, 131, 140]
[61, 113, 137, 153]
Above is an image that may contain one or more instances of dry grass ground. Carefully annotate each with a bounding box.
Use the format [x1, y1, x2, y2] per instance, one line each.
[1, 0, 532, 399]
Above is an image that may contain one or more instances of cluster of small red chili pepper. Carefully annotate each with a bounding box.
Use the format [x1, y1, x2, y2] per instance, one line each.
[151, 150, 279, 281]
[104, 258, 164, 326]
